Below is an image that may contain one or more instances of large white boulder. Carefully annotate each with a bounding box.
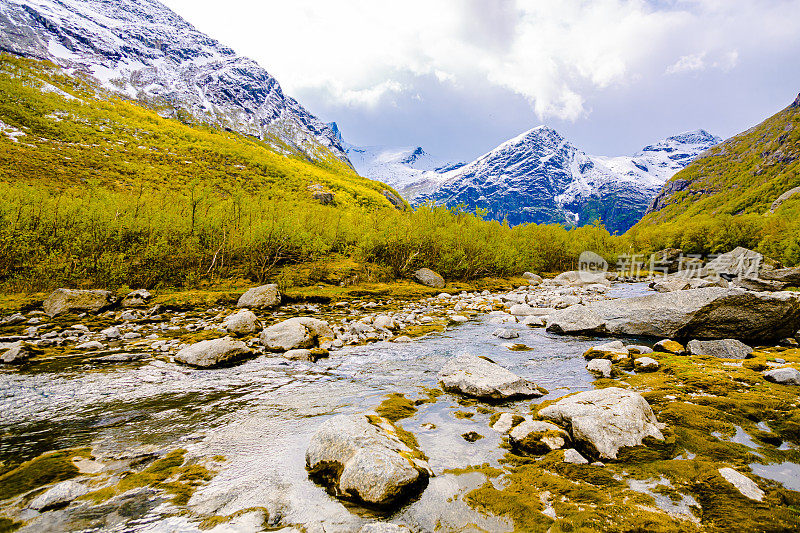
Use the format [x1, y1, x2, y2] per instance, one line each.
[174, 337, 250, 367]
[687, 339, 752, 359]
[438, 354, 545, 400]
[222, 309, 259, 335]
[306, 414, 431, 507]
[547, 288, 800, 342]
[260, 317, 333, 352]
[43, 288, 117, 317]
[538, 387, 664, 460]
[237, 284, 281, 308]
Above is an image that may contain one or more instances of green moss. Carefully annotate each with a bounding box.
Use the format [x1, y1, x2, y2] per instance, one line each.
[375, 393, 418, 422]
[0, 517, 22, 533]
[0, 448, 92, 501]
[80, 449, 215, 506]
[453, 410, 475, 419]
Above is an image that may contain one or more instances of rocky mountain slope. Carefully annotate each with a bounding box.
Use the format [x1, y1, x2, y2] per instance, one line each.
[415, 127, 720, 234]
[639, 93, 800, 226]
[0, 0, 348, 163]
[344, 142, 464, 200]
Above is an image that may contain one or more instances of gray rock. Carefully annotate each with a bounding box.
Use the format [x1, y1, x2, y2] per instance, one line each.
[546, 288, 800, 341]
[438, 354, 545, 400]
[28, 480, 89, 510]
[43, 289, 117, 317]
[762, 266, 800, 285]
[563, 448, 589, 464]
[634, 357, 660, 371]
[1, 313, 26, 326]
[509, 303, 536, 316]
[706, 247, 764, 279]
[75, 340, 104, 350]
[223, 310, 259, 335]
[733, 277, 787, 292]
[687, 339, 753, 359]
[627, 345, 653, 355]
[523, 272, 543, 283]
[718, 467, 764, 501]
[101, 326, 121, 339]
[121, 289, 152, 308]
[492, 328, 519, 339]
[174, 336, 250, 367]
[586, 359, 612, 378]
[509, 420, 568, 454]
[260, 317, 333, 352]
[554, 271, 611, 287]
[237, 284, 281, 309]
[545, 304, 605, 335]
[359, 524, 412, 533]
[584, 341, 629, 361]
[412, 268, 445, 288]
[284, 348, 328, 362]
[1, 341, 34, 364]
[651, 277, 690, 293]
[763, 367, 800, 385]
[306, 414, 431, 507]
[539, 387, 664, 460]
[372, 315, 396, 330]
[392, 336, 413, 343]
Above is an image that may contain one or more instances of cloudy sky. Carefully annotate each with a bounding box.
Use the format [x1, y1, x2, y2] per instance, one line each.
[162, 0, 800, 162]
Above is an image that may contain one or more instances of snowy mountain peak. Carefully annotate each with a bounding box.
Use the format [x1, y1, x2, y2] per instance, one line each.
[0, 0, 349, 163]
[415, 126, 721, 233]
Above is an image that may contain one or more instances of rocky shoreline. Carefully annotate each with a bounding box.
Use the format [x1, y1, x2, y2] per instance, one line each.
[2, 251, 800, 532]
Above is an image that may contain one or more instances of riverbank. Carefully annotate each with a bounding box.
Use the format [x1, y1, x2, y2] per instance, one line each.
[1, 276, 799, 532]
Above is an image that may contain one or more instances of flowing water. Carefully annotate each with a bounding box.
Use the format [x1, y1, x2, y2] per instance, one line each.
[1, 284, 665, 531]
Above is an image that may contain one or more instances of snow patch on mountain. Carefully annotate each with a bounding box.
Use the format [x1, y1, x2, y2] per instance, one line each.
[344, 143, 465, 199]
[0, 0, 348, 163]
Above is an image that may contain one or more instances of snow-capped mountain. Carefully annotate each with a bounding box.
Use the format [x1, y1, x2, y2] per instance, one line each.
[0, 0, 348, 163]
[343, 142, 465, 200]
[415, 127, 720, 234]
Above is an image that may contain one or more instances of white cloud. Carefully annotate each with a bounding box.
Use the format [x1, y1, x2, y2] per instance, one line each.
[667, 53, 707, 74]
[162, 0, 800, 121]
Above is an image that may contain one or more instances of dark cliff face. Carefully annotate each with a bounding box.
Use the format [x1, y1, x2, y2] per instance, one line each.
[0, 0, 349, 164]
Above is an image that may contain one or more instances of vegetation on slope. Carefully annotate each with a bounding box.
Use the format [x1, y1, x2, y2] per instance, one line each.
[629, 95, 800, 264]
[0, 54, 621, 292]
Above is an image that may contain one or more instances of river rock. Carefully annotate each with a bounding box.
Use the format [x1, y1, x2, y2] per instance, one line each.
[634, 357, 659, 371]
[509, 420, 568, 454]
[509, 303, 536, 316]
[438, 354, 545, 400]
[654, 339, 686, 355]
[706, 247, 764, 279]
[359, 524, 412, 533]
[101, 326, 121, 340]
[28, 480, 90, 510]
[584, 341, 629, 361]
[718, 467, 764, 501]
[121, 289, 152, 308]
[1, 341, 34, 364]
[763, 367, 800, 385]
[687, 339, 752, 359]
[174, 336, 250, 367]
[545, 305, 605, 335]
[651, 277, 691, 293]
[554, 271, 611, 287]
[373, 315, 396, 330]
[237, 284, 281, 308]
[1, 313, 26, 326]
[762, 267, 800, 286]
[546, 288, 800, 342]
[222, 310, 259, 335]
[733, 277, 787, 292]
[43, 288, 117, 317]
[491, 413, 526, 434]
[260, 317, 334, 352]
[306, 414, 431, 507]
[586, 359, 612, 378]
[563, 448, 589, 464]
[523, 272, 543, 284]
[492, 328, 519, 339]
[284, 348, 328, 362]
[413, 268, 445, 288]
[538, 387, 665, 460]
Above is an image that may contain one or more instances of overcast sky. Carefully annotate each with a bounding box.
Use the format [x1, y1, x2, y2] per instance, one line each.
[161, 0, 800, 162]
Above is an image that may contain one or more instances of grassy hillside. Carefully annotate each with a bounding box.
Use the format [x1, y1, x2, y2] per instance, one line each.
[628, 95, 800, 264]
[0, 54, 620, 292]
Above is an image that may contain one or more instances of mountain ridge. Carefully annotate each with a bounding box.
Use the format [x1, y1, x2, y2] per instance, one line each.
[0, 0, 349, 164]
